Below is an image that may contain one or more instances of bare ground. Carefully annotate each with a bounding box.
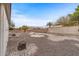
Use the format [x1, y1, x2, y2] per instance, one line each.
[6, 32, 79, 56]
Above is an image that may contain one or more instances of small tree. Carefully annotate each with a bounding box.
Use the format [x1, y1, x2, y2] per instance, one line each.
[9, 20, 15, 30]
[46, 22, 53, 28]
[20, 25, 29, 32]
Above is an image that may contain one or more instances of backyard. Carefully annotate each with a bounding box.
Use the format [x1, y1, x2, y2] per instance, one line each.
[6, 28, 79, 56]
[5, 3, 79, 56]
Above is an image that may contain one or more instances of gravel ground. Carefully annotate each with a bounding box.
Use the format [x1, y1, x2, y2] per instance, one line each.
[6, 32, 79, 56]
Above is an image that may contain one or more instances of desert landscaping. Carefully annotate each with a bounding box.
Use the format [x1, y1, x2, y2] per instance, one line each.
[1, 3, 79, 56]
[6, 26, 79, 56]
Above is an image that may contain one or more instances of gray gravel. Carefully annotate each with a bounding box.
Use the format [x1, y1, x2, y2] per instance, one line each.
[6, 32, 79, 56]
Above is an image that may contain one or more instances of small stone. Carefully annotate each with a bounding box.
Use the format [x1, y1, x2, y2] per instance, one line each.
[17, 41, 26, 51]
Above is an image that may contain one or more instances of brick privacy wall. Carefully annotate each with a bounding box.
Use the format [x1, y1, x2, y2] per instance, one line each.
[48, 26, 79, 35]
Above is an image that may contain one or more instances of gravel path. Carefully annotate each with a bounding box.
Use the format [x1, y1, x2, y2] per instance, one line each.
[6, 32, 79, 56]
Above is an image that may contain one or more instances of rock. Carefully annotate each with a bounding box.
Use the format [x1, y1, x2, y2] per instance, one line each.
[17, 41, 26, 51]
[12, 33, 16, 36]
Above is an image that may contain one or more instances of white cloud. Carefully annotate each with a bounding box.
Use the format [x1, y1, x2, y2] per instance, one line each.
[11, 9, 49, 28]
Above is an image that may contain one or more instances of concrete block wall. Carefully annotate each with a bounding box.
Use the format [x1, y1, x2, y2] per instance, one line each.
[48, 26, 79, 35]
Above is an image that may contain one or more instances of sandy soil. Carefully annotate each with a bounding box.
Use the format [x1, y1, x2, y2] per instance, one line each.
[6, 32, 79, 56]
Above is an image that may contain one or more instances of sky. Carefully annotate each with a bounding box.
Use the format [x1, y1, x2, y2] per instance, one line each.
[12, 3, 79, 27]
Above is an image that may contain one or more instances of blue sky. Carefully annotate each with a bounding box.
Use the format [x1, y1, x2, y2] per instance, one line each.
[12, 3, 79, 27]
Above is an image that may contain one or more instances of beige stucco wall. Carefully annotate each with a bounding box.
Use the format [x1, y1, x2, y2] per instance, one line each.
[0, 3, 11, 56]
